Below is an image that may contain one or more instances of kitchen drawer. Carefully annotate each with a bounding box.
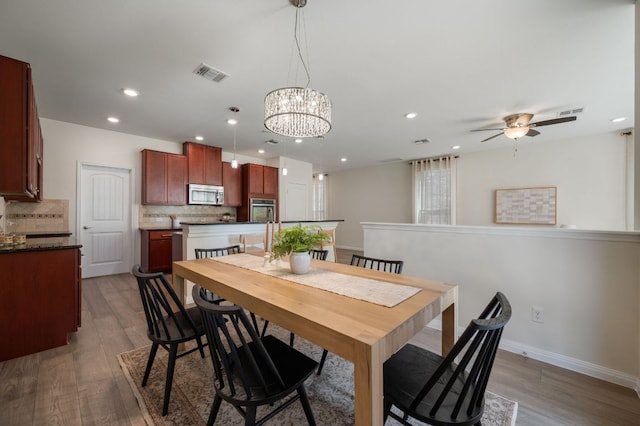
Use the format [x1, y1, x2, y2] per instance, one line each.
[141, 229, 175, 273]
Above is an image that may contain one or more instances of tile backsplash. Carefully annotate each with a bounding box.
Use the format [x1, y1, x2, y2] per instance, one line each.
[5, 199, 69, 234]
[139, 205, 237, 229]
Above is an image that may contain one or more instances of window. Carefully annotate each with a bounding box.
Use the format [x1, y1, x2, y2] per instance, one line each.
[412, 157, 457, 224]
[312, 175, 327, 220]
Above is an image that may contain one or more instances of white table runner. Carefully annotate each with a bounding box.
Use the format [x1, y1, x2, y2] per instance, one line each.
[210, 253, 421, 307]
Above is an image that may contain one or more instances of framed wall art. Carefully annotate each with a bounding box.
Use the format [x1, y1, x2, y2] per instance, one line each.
[495, 186, 557, 225]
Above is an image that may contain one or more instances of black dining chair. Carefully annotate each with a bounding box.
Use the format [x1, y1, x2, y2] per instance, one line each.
[310, 249, 329, 260]
[383, 292, 512, 426]
[194, 244, 260, 332]
[194, 245, 242, 304]
[192, 285, 318, 426]
[350, 253, 404, 274]
[131, 265, 207, 416]
[315, 253, 405, 375]
[195, 244, 241, 259]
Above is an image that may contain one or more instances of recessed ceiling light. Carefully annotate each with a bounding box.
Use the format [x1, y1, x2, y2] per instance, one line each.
[611, 117, 626, 123]
[122, 88, 139, 97]
[258, 149, 265, 154]
[452, 145, 461, 150]
[340, 157, 347, 162]
[107, 117, 120, 123]
[294, 138, 303, 143]
[195, 136, 204, 141]
[227, 118, 238, 125]
[405, 112, 418, 119]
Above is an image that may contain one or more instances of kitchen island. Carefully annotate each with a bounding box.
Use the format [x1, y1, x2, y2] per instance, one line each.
[179, 219, 342, 260]
[0, 237, 82, 361]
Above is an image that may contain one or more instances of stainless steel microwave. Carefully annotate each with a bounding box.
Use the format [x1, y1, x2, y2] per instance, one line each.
[188, 184, 224, 205]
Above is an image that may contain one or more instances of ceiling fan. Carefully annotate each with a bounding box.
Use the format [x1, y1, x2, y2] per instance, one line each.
[472, 113, 577, 143]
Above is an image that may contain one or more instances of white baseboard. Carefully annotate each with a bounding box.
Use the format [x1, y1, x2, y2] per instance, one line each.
[424, 321, 639, 396]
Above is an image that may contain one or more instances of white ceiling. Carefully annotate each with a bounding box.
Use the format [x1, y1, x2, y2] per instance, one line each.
[0, 0, 634, 173]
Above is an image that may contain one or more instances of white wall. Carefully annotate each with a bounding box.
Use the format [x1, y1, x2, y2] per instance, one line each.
[327, 161, 412, 249]
[329, 132, 629, 250]
[268, 156, 313, 221]
[364, 223, 640, 392]
[458, 132, 628, 230]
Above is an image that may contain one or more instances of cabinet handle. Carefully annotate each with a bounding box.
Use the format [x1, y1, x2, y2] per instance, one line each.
[161, 234, 173, 237]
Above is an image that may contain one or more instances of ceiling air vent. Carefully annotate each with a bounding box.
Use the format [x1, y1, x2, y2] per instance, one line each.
[265, 139, 280, 145]
[413, 138, 431, 145]
[192, 63, 229, 83]
[558, 107, 584, 117]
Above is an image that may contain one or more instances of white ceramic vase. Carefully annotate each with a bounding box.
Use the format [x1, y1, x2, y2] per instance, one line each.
[289, 252, 311, 274]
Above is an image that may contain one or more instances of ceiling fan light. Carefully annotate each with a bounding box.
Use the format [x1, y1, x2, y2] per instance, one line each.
[504, 126, 530, 140]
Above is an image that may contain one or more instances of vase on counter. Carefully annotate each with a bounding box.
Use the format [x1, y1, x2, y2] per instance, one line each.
[289, 252, 311, 274]
[172, 218, 181, 228]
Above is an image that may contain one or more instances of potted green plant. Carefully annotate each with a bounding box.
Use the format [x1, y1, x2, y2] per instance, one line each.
[271, 224, 330, 274]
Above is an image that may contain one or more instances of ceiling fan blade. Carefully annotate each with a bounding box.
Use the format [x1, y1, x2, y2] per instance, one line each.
[526, 129, 541, 137]
[516, 113, 534, 125]
[530, 116, 577, 128]
[471, 128, 505, 132]
[480, 133, 503, 143]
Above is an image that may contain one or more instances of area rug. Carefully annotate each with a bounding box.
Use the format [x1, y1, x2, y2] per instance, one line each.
[118, 326, 517, 426]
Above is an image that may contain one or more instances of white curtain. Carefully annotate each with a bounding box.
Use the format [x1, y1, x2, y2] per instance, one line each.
[312, 175, 327, 220]
[412, 157, 457, 224]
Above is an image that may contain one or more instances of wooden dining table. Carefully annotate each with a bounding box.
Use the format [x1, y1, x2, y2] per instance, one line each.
[172, 255, 458, 426]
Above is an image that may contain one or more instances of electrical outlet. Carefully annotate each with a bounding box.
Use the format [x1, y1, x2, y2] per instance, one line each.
[532, 306, 544, 323]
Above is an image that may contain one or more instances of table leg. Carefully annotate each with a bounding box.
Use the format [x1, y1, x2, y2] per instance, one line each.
[441, 301, 457, 355]
[354, 342, 384, 425]
[172, 271, 186, 307]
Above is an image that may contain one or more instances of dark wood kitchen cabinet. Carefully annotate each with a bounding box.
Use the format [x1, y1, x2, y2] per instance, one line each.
[241, 164, 278, 197]
[0, 54, 43, 201]
[141, 149, 187, 205]
[0, 246, 82, 362]
[183, 142, 222, 185]
[141, 229, 175, 272]
[238, 164, 279, 221]
[222, 161, 242, 206]
[263, 165, 278, 196]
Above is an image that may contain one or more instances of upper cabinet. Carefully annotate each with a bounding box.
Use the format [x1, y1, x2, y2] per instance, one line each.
[141, 149, 187, 205]
[263, 166, 278, 196]
[0, 55, 43, 201]
[222, 161, 242, 207]
[183, 142, 222, 186]
[241, 163, 278, 198]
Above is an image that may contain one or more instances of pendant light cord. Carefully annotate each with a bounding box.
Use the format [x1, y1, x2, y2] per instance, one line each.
[294, 6, 311, 88]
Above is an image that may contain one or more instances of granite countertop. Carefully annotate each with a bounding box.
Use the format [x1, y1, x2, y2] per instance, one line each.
[0, 236, 82, 254]
[26, 231, 73, 238]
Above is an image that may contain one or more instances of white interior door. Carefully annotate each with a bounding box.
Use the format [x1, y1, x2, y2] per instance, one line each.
[79, 164, 132, 278]
[285, 182, 307, 220]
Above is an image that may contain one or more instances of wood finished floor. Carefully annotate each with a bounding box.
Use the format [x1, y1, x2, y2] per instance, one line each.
[1, 249, 638, 425]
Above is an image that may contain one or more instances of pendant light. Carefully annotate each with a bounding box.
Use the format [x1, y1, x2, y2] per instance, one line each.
[264, 0, 332, 138]
[229, 107, 239, 168]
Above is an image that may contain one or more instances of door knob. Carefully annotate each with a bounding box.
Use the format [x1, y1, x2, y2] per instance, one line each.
[83, 226, 92, 230]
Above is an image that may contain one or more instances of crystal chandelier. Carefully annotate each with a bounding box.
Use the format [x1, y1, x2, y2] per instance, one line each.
[264, 0, 332, 138]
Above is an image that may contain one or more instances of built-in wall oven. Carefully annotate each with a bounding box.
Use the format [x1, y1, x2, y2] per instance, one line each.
[250, 198, 276, 222]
